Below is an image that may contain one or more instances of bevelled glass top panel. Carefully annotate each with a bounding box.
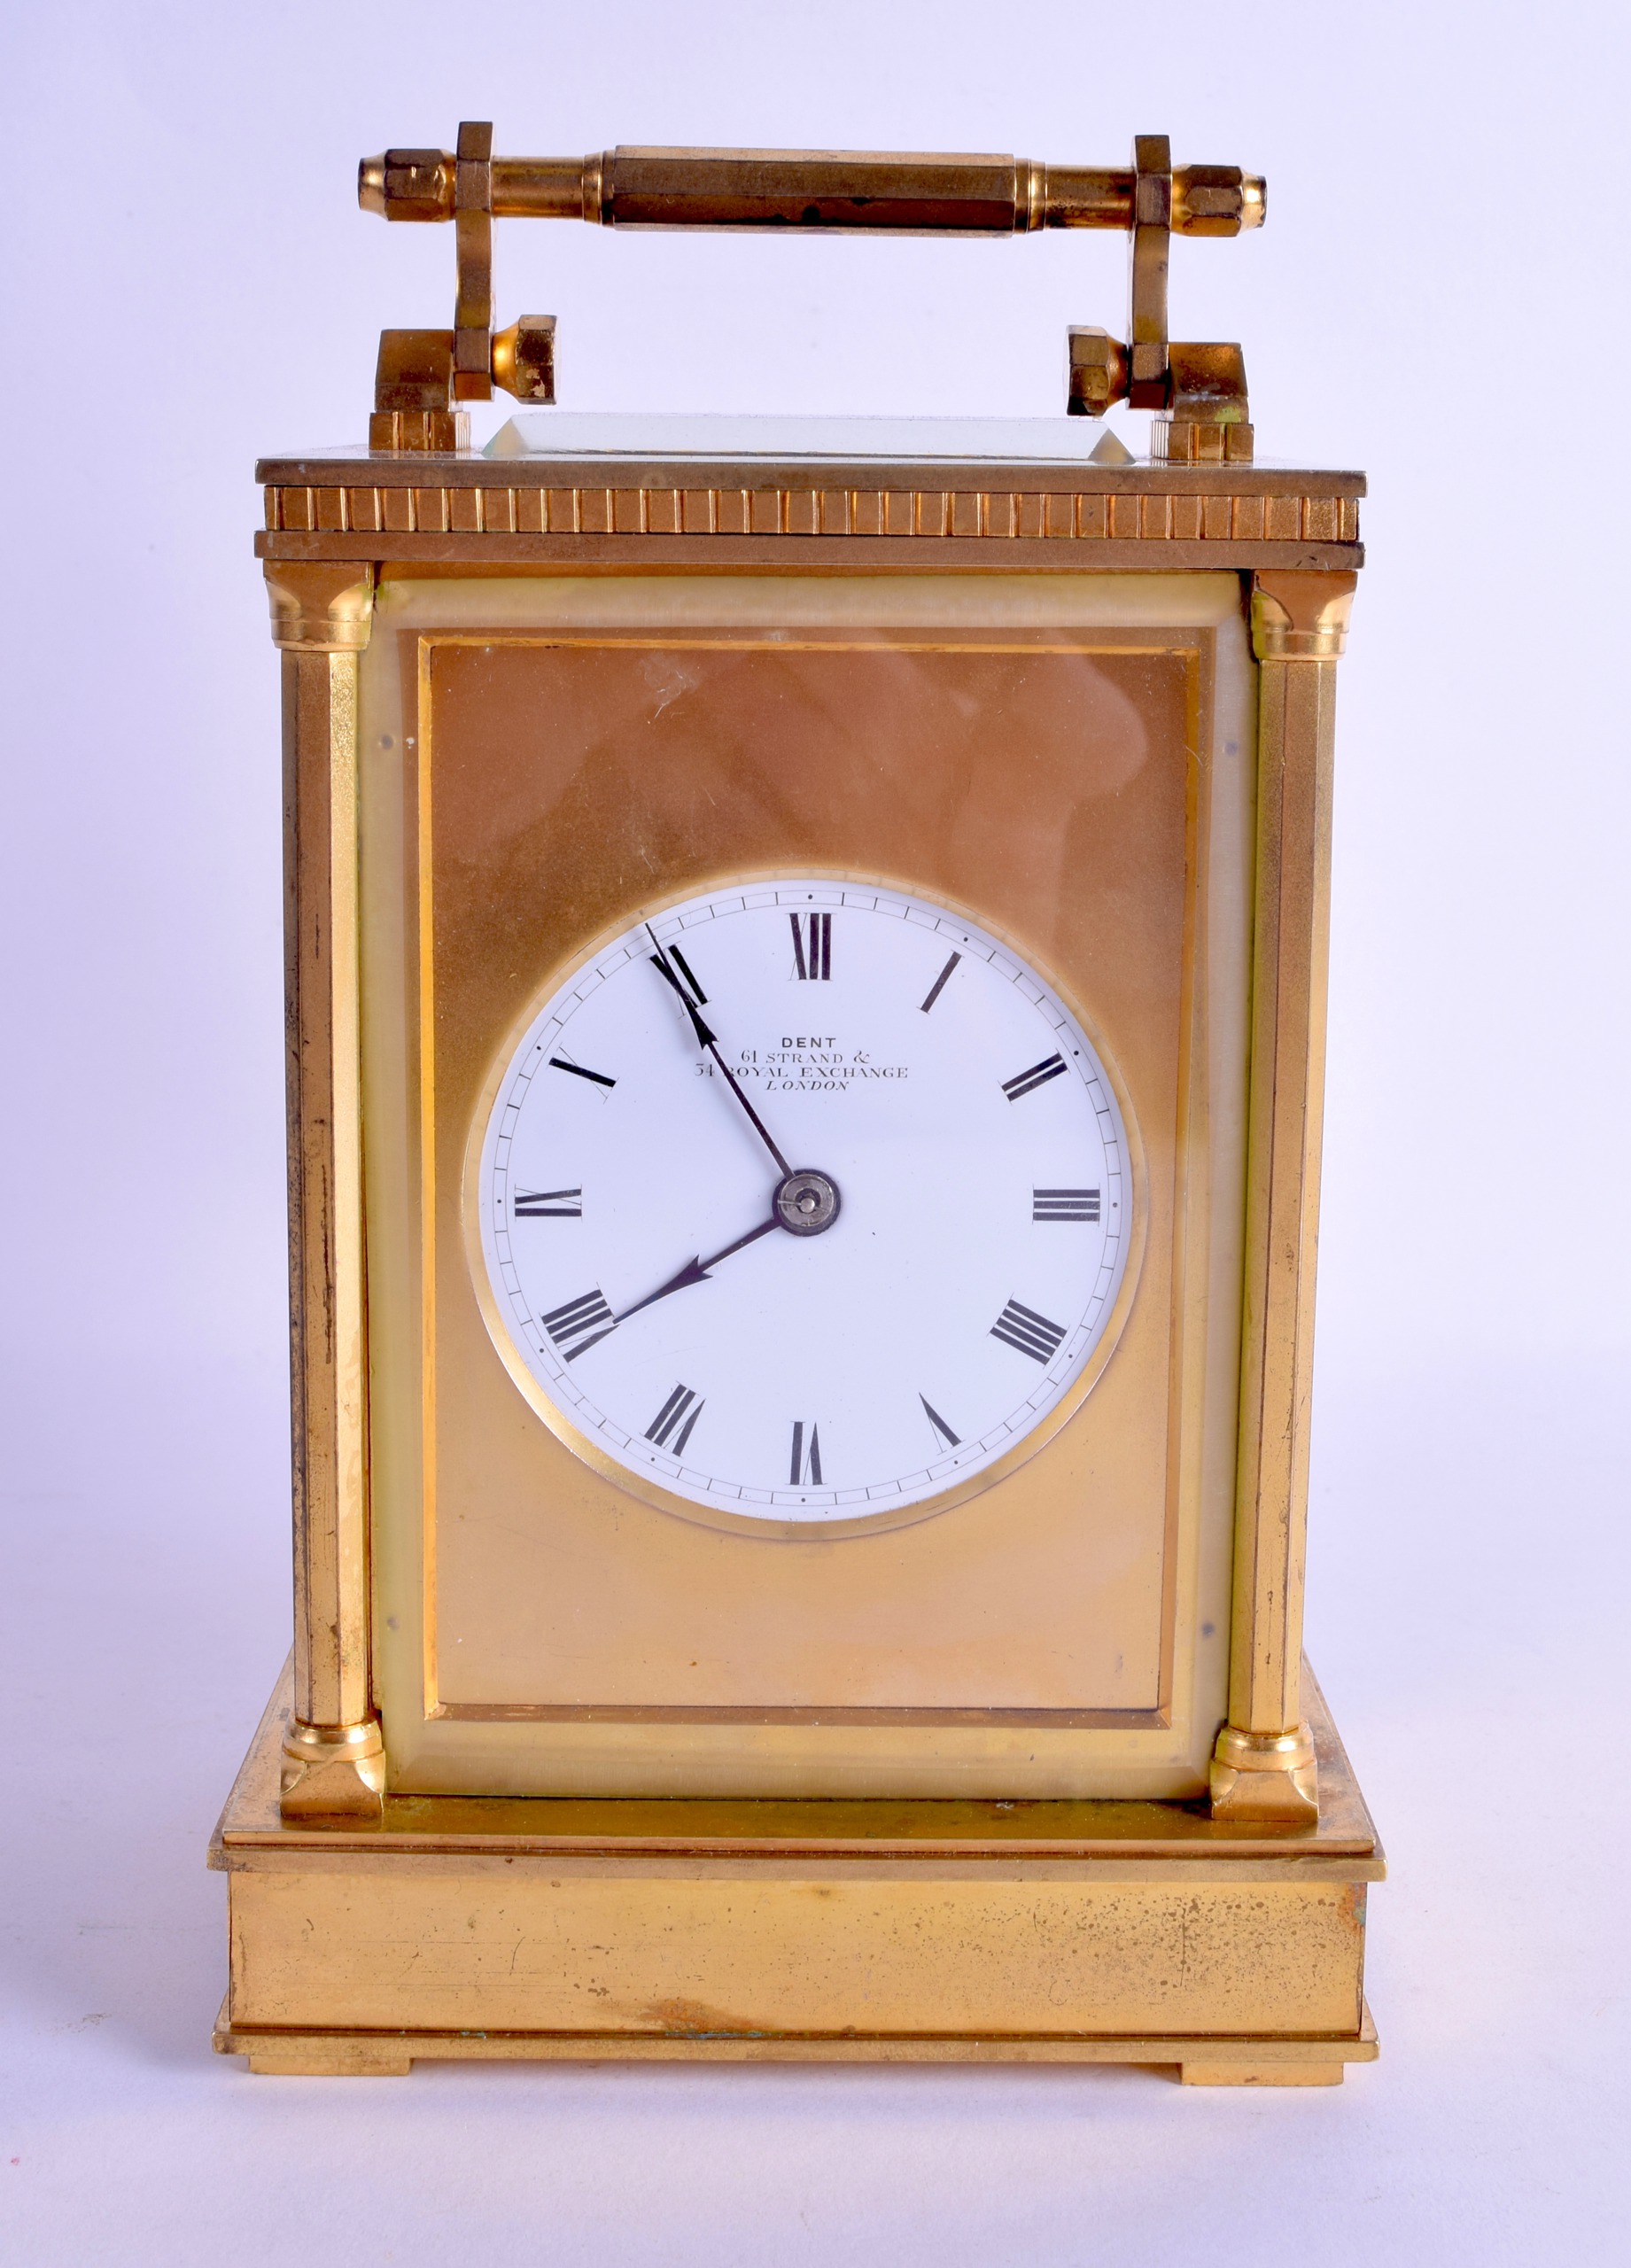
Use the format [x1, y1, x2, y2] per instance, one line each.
[486, 412, 1132, 463]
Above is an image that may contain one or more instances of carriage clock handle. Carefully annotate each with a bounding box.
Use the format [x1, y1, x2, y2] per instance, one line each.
[357, 127, 1264, 462]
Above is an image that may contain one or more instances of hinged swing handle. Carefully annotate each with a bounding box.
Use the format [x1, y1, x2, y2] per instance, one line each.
[359, 143, 1263, 237]
[358, 128, 1263, 459]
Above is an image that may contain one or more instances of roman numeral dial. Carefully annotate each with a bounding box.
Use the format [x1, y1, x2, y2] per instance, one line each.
[478, 881, 1132, 1528]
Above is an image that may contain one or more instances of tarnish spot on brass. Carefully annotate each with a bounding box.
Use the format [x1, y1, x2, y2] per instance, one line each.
[643, 1998, 768, 2038]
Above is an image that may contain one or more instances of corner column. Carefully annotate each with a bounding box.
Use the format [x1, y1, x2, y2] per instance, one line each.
[265, 561, 384, 1822]
[1211, 569, 1358, 1823]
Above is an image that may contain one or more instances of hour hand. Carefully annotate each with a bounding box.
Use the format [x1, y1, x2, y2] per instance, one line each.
[614, 1212, 781, 1324]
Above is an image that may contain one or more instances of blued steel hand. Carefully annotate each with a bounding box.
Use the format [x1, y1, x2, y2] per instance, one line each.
[613, 1210, 782, 1324]
[646, 926, 793, 1177]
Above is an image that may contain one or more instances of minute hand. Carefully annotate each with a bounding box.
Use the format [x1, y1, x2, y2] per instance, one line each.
[647, 929, 793, 1177]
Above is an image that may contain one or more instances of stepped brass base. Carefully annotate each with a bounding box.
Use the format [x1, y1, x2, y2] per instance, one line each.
[210, 1663, 1381, 2085]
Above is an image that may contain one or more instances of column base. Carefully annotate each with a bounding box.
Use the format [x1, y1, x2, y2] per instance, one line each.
[279, 1717, 385, 1822]
[1209, 1722, 1319, 1823]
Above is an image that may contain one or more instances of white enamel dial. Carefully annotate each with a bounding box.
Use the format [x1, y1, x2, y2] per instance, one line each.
[472, 881, 1135, 1527]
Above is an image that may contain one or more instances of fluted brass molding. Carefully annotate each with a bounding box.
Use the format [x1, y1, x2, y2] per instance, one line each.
[263, 480, 1360, 548]
[1210, 568, 1358, 1824]
[268, 562, 383, 1824]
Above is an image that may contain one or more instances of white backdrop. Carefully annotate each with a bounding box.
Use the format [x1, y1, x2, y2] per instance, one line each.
[2, 3, 1627, 2261]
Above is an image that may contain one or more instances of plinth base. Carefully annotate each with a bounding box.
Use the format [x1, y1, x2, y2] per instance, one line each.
[210, 1663, 1381, 2085]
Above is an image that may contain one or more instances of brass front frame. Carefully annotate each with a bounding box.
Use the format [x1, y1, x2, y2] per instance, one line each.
[351, 572, 1254, 1799]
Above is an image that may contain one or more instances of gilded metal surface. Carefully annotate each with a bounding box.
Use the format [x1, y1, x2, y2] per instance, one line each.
[369, 330, 470, 455]
[220, 2023, 1374, 2078]
[351, 572, 1251, 1800]
[360, 143, 1264, 235]
[278, 1717, 386, 1821]
[489, 313, 555, 404]
[212, 1658, 1379, 2078]
[263, 561, 375, 652]
[1208, 568, 1359, 1822]
[242, 353, 1371, 2034]
[267, 562, 383, 1819]
[260, 469, 1360, 559]
[1154, 343, 1254, 465]
[1209, 1721, 1318, 1823]
[1126, 134, 1172, 410]
[218, 1658, 1379, 1861]
[357, 126, 1260, 437]
[1066, 328, 1129, 417]
[1252, 568, 1358, 660]
[452, 120, 493, 405]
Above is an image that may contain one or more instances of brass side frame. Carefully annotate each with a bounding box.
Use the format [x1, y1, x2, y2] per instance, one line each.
[266, 562, 385, 1821]
[1210, 570, 1358, 1821]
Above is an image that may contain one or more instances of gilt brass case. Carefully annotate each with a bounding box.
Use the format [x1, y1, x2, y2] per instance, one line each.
[214, 133, 1377, 2074]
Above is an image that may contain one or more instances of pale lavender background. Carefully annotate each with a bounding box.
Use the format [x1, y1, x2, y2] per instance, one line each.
[2, 3, 1627, 2261]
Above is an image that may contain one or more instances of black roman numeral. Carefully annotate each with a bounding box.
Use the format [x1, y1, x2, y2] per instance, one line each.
[1002, 1053, 1068, 1102]
[514, 1187, 583, 1219]
[790, 911, 832, 980]
[990, 1299, 1068, 1364]
[919, 951, 961, 1014]
[667, 945, 707, 1004]
[549, 1055, 616, 1090]
[645, 1384, 703, 1456]
[788, 1420, 823, 1485]
[920, 1395, 961, 1450]
[540, 1287, 617, 1361]
[1033, 1187, 1100, 1223]
[649, 944, 709, 1006]
[649, 945, 718, 1049]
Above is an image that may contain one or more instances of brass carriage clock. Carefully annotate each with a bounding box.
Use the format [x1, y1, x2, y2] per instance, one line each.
[210, 128, 1380, 2082]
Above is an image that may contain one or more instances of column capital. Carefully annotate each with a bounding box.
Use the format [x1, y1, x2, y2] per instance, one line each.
[265, 563, 377, 653]
[1252, 569, 1357, 663]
